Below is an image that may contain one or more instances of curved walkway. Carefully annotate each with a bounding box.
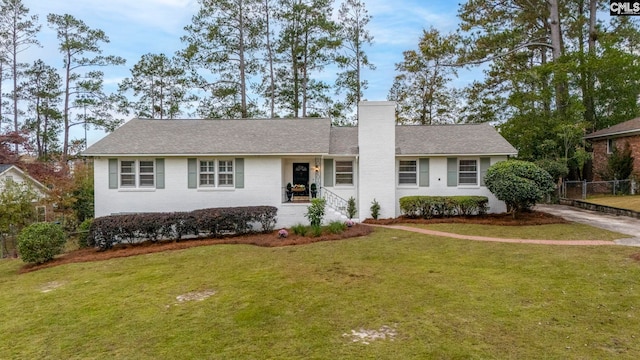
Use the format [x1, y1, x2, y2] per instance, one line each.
[372, 224, 615, 246]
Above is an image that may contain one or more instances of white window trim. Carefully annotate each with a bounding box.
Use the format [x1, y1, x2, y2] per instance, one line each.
[334, 159, 354, 186]
[218, 159, 234, 187]
[458, 158, 479, 187]
[398, 159, 418, 187]
[199, 159, 216, 187]
[198, 158, 234, 188]
[607, 138, 615, 154]
[119, 159, 155, 189]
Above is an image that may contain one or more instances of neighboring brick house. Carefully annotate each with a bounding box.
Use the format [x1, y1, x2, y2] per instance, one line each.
[584, 117, 640, 180]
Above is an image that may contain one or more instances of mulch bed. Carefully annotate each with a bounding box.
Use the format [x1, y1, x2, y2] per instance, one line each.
[20, 224, 373, 273]
[364, 210, 568, 226]
[19, 210, 611, 273]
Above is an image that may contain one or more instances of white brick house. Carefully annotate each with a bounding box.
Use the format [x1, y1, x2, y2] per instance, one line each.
[84, 101, 517, 226]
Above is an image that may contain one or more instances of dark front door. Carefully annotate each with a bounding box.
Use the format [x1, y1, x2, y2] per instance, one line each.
[293, 163, 309, 195]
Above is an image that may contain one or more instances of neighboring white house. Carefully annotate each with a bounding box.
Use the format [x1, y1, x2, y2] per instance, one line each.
[83, 101, 517, 226]
[0, 164, 49, 222]
[0, 164, 47, 194]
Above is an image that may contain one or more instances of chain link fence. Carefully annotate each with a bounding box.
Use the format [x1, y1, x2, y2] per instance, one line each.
[562, 179, 637, 200]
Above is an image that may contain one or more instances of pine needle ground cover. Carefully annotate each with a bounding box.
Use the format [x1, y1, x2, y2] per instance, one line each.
[2, 228, 640, 359]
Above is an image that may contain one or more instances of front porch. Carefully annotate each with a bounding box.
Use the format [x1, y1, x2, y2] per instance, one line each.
[281, 157, 321, 203]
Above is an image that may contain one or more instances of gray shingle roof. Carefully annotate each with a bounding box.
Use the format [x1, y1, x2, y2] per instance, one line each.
[584, 117, 640, 139]
[84, 118, 332, 155]
[0, 164, 11, 173]
[396, 124, 517, 155]
[329, 127, 358, 155]
[84, 119, 516, 156]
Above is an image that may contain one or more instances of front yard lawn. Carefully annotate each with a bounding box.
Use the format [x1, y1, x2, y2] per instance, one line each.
[1, 226, 640, 359]
[407, 223, 627, 241]
[584, 195, 640, 212]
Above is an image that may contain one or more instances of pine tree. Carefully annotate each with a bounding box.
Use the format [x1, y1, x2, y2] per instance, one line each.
[47, 13, 125, 160]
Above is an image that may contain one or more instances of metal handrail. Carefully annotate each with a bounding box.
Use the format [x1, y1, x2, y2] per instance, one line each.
[319, 187, 350, 217]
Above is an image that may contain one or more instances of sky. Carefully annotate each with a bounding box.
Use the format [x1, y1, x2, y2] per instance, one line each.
[17, 0, 467, 145]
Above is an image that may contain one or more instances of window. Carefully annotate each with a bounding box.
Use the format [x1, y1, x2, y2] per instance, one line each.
[218, 160, 234, 186]
[120, 160, 136, 187]
[458, 159, 478, 185]
[199, 160, 216, 186]
[139, 161, 155, 187]
[607, 138, 615, 154]
[398, 160, 417, 185]
[36, 206, 46, 222]
[335, 160, 353, 185]
[120, 160, 154, 188]
[198, 159, 233, 187]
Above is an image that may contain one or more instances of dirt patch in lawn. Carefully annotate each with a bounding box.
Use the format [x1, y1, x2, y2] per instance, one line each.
[19, 211, 568, 273]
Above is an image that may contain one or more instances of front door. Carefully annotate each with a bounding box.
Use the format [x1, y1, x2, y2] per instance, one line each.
[293, 163, 309, 195]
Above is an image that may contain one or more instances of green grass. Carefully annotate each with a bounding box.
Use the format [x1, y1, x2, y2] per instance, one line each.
[584, 195, 640, 212]
[407, 223, 627, 241]
[2, 228, 640, 359]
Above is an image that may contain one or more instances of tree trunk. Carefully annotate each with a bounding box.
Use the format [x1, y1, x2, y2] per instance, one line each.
[547, 0, 567, 113]
[63, 51, 71, 161]
[238, 0, 248, 118]
[12, 24, 19, 154]
[265, 0, 275, 118]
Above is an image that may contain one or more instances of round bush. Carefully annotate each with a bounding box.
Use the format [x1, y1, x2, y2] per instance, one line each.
[17, 223, 67, 264]
[484, 160, 555, 217]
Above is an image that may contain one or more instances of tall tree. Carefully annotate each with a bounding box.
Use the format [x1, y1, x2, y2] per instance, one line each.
[21, 59, 63, 159]
[275, 0, 340, 118]
[47, 13, 125, 160]
[118, 53, 191, 119]
[261, 0, 277, 118]
[456, 0, 640, 177]
[389, 27, 460, 125]
[0, 0, 40, 152]
[334, 0, 374, 122]
[181, 0, 264, 119]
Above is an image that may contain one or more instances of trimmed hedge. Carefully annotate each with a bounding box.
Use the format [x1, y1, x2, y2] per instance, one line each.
[88, 206, 277, 250]
[399, 196, 489, 219]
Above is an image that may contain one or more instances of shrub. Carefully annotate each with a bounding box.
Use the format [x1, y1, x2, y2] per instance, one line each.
[484, 160, 555, 218]
[291, 224, 308, 236]
[346, 196, 357, 219]
[399, 196, 488, 218]
[600, 141, 633, 180]
[310, 225, 323, 237]
[17, 223, 66, 264]
[89, 206, 278, 250]
[305, 198, 326, 227]
[370, 199, 381, 220]
[327, 221, 347, 234]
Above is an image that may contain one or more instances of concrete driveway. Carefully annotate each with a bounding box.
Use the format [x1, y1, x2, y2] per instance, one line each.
[534, 204, 640, 247]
